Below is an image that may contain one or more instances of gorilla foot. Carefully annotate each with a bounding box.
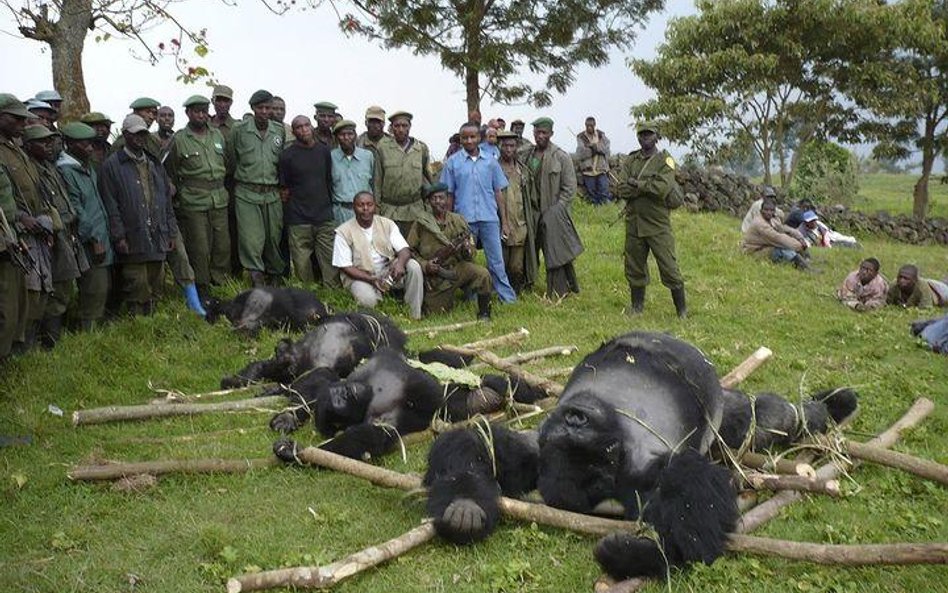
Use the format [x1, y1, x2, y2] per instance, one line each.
[269, 411, 301, 433]
[595, 532, 668, 579]
[273, 438, 301, 464]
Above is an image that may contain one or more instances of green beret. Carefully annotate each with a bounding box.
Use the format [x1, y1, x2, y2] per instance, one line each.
[183, 95, 210, 108]
[60, 122, 97, 141]
[129, 97, 161, 110]
[531, 117, 554, 130]
[22, 125, 58, 142]
[332, 119, 357, 135]
[212, 85, 234, 100]
[0, 94, 31, 118]
[81, 111, 113, 125]
[313, 101, 338, 113]
[423, 183, 449, 200]
[248, 90, 273, 107]
[636, 121, 659, 135]
[388, 110, 413, 122]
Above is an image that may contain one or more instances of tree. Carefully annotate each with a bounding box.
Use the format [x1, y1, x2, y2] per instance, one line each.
[629, 0, 885, 187]
[333, 0, 664, 116]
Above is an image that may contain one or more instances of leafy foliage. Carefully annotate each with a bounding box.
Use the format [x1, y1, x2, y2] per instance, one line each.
[791, 141, 860, 207]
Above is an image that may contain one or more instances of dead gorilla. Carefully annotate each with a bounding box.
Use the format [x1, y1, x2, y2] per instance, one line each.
[422, 332, 857, 580]
[205, 287, 330, 333]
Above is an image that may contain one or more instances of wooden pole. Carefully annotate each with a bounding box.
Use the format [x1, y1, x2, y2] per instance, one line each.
[441, 344, 565, 399]
[728, 536, 948, 566]
[720, 347, 773, 389]
[149, 383, 277, 404]
[732, 451, 816, 478]
[832, 437, 948, 487]
[72, 395, 288, 426]
[461, 328, 530, 350]
[67, 457, 278, 481]
[741, 473, 841, 497]
[469, 345, 577, 370]
[405, 320, 480, 336]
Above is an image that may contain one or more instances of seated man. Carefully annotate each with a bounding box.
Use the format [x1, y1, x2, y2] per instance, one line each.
[741, 196, 811, 270]
[741, 185, 784, 233]
[332, 191, 423, 319]
[797, 210, 860, 248]
[784, 197, 814, 229]
[887, 264, 948, 308]
[837, 257, 887, 311]
[407, 184, 492, 319]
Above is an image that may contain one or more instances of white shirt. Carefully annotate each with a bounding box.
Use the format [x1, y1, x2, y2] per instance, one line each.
[332, 220, 409, 275]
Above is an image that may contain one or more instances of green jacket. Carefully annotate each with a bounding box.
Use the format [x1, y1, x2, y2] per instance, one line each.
[0, 139, 43, 219]
[615, 149, 678, 238]
[57, 152, 114, 267]
[226, 119, 285, 205]
[164, 125, 228, 211]
[523, 141, 583, 269]
[34, 158, 86, 280]
[375, 135, 431, 221]
[210, 114, 239, 148]
[0, 165, 18, 249]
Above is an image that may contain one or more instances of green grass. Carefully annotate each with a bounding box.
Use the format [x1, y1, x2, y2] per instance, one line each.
[854, 173, 948, 219]
[1, 199, 946, 593]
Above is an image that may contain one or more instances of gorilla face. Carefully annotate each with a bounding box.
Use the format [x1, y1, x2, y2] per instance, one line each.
[539, 392, 622, 453]
[314, 381, 371, 436]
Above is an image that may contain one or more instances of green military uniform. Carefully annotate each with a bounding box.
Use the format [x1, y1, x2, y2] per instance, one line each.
[614, 148, 683, 292]
[407, 211, 491, 313]
[499, 157, 536, 292]
[356, 131, 388, 157]
[165, 122, 230, 287]
[375, 134, 431, 236]
[210, 112, 241, 273]
[0, 164, 27, 359]
[226, 118, 286, 276]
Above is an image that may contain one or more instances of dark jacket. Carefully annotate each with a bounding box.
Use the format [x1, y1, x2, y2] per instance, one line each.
[98, 149, 177, 263]
[523, 141, 584, 269]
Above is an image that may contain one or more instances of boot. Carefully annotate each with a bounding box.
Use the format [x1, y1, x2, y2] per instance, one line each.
[183, 283, 207, 318]
[249, 271, 266, 288]
[477, 293, 492, 320]
[629, 287, 646, 315]
[671, 287, 687, 319]
[79, 318, 96, 332]
[39, 315, 64, 349]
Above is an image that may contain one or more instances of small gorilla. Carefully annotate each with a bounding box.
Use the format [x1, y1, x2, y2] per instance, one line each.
[270, 347, 545, 460]
[205, 287, 330, 333]
[423, 331, 857, 580]
[220, 311, 406, 388]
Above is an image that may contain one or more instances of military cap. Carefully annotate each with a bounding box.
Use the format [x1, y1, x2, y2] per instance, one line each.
[530, 116, 554, 130]
[388, 110, 413, 122]
[183, 95, 211, 108]
[0, 94, 31, 118]
[636, 121, 660, 134]
[212, 84, 234, 100]
[22, 125, 58, 142]
[34, 90, 63, 103]
[313, 101, 338, 113]
[248, 89, 273, 107]
[129, 97, 161, 110]
[364, 105, 385, 121]
[81, 112, 113, 125]
[510, 119, 524, 125]
[122, 114, 149, 134]
[60, 122, 97, 141]
[332, 119, 357, 135]
[25, 99, 56, 112]
[497, 130, 519, 140]
[423, 182, 450, 200]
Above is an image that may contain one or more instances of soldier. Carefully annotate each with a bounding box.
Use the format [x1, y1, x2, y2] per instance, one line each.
[407, 183, 492, 319]
[356, 105, 388, 157]
[33, 90, 63, 116]
[374, 110, 431, 237]
[57, 122, 114, 330]
[226, 90, 286, 286]
[277, 115, 335, 286]
[99, 115, 178, 316]
[270, 96, 295, 143]
[111, 97, 163, 158]
[208, 84, 240, 275]
[497, 130, 535, 293]
[331, 118, 376, 225]
[523, 117, 583, 299]
[164, 95, 230, 303]
[575, 116, 612, 205]
[313, 101, 339, 148]
[155, 106, 176, 157]
[80, 112, 114, 169]
[26, 99, 58, 130]
[614, 121, 687, 318]
[23, 124, 87, 347]
[0, 94, 31, 361]
[509, 118, 533, 159]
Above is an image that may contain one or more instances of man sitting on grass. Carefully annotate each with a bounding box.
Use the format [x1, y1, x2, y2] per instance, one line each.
[741, 196, 812, 271]
[837, 257, 887, 311]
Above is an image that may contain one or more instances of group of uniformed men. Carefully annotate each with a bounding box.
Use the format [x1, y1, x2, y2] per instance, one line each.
[0, 84, 686, 363]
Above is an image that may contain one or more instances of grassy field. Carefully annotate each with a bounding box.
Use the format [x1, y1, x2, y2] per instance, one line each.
[854, 173, 948, 220]
[1, 182, 946, 593]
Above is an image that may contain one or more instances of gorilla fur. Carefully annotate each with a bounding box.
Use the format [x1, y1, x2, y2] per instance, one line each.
[424, 331, 858, 580]
[220, 311, 406, 388]
[205, 287, 329, 333]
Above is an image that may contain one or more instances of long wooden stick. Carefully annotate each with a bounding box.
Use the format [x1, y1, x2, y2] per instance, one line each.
[728, 536, 948, 565]
[738, 397, 935, 534]
[67, 457, 278, 481]
[442, 344, 565, 399]
[461, 328, 530, 350]
[405, 320, 480, 336]
[832, 437, 948, 487]
[720, 347, 773, 389]
[469, 345, 577, 370]
[741, 473, 841, 497]
[733, 451, 815, 477]
[72, 395, 288, 426]
[149, 382, 277, 404]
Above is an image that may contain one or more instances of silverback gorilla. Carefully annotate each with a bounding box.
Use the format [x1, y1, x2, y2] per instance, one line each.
[206, 287, 330, 333]
[423, 331, 857, 580]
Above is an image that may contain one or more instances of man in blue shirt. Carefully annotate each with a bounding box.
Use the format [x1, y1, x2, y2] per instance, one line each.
[440, 122, 516, 303]
[330, 119, 376, 224]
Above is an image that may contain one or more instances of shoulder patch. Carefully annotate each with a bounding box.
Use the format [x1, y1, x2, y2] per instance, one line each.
[665, 155, 676, 170]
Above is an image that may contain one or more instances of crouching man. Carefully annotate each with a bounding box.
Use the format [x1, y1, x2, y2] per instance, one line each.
[407, 183, 492, 319]
[332, 191, 423, 319]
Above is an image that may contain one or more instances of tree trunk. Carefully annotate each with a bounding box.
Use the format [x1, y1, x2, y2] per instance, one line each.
[912, 115, 936, 220]
[50, 0, 93, 121]
[465, 65, 480, 118]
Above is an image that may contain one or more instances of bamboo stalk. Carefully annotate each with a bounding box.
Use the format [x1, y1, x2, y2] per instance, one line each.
[68, 457, 278, 481]
[742, 473, 841, 497]
[719, 347, 773, 389]
[72, 395, 288, 426]
[833, 437, 948, 487]
[405, 320, 480, 336]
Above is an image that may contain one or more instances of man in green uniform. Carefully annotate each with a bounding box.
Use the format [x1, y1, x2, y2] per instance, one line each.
[357, 105, 388, 157]
[497, 130, 536, 293]
[165, 95, 230, 302]
[0, 94, 31, 361]
[313, 101, 339, 149]
[57, 122, 114, 330]
[209, 84, 241, 275]
[523, 117, 583, 298]
[111, 97, 163, 158]
[614, 121, 686, 318]
[510, 119, 533, 160]
[375, 111, 431, 237]
[407, 183, 492, 318]
[226, 90, 286, 286]
[80, 112, 113, 169]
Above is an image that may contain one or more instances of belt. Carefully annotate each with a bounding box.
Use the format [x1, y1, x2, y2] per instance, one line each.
[181, 178, 226, 191]
[236, 181, 279, 193]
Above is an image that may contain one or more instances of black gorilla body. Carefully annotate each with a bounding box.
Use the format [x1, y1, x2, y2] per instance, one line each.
[424, 331, 857, 580]
[221, 311, 406, 388]
[206, 287, 329, 333]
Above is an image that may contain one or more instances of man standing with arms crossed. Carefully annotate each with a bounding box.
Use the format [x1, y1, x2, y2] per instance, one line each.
[375, 111, 431, 237]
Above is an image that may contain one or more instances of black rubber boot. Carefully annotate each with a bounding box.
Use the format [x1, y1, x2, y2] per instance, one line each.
[39, 315, 64, 349]
[671, 287, 687, 319]
[477, 294, 492, 320]
[629, 287, 646, 315]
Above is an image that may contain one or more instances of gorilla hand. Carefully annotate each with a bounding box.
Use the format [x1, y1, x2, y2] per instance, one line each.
[443, 498, 488, 537]
[270, 411, 301, 433]
[273, 437, 301, 464]
[594, 532, 667, 580]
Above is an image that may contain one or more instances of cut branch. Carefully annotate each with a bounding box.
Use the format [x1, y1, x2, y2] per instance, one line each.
[742, 473, 841, 497]
[68, 457, 277, 481]
[831, 437, 948, 487]
[72, 395, 287, 426]
[404, 320, 480, 336]
[460, 327, 529, 349]
[728, 536, 948, 566]
[720, 347, 773, 389]
[469, 344, 577, 370]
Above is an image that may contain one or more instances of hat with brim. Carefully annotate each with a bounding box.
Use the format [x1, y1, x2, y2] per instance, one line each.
[122, 114, 149, 134]
[636, 121, 659, 135]
[212, 85, 234, 100]
[129, 97, 161, 110]
[802, 210, 819, 222]
[248, 90, 273, 107]
[423, 183, 450, 200]
[314, 101, 338, 114]
[22, 125, 58, 142]
[364, 105, 385, 121]
[183, 95, 211, 108]
[81, 112, 113, 125]
[34, 90, 63, 103]
[60, 122, 97, 141]
[0, 94, 32, 118]
[497, 130, 519, 140]
[332, 119, 357, 135]
[531, 117, 553, 130]
[26, 99, 57, 113]
[388, 110, 412, 122]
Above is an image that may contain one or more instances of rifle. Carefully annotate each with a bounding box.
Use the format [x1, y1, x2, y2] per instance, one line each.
[429, 230, 473, 268]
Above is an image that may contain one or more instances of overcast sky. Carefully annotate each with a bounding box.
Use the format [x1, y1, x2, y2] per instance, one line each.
[0, 1, 697, 158]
